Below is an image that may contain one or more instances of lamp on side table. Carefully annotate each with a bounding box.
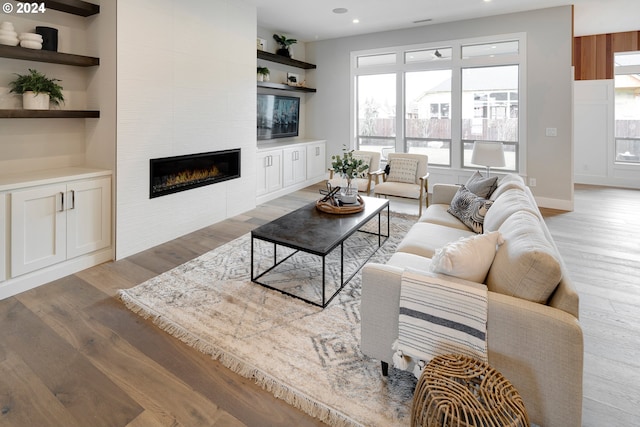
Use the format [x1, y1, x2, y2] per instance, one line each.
[471, 141, 506, 176]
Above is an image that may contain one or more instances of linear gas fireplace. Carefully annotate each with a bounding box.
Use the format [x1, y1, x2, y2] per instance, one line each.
[149, 149, 241, 198]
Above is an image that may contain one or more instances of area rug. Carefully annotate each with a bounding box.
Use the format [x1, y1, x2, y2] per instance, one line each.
[118, 213, 418, 427]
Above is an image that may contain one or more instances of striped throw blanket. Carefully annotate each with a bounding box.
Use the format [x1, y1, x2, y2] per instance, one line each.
[393, 270, 488, 377]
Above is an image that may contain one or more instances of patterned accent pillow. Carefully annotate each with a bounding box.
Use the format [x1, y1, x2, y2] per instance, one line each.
[387, 157, 419, 184]
[465, 171, 498, 198]
[447, 185, 494, 233]
[351, 154, 371, 178]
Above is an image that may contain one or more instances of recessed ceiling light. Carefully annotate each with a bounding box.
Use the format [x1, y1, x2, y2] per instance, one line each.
[333, 8, 348, 14]
[353, 18, 360, 24]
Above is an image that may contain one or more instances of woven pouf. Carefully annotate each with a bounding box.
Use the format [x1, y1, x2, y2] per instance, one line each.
[411, 354, 530, 427]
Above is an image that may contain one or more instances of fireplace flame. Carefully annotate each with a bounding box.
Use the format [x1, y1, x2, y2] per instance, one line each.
[159, 165, 221, 190]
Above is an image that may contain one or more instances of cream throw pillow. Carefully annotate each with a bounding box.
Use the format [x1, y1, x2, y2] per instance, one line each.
[486, 211, 562, 303]
[429, 231, 504, 282]
[387, 157, 419, 184]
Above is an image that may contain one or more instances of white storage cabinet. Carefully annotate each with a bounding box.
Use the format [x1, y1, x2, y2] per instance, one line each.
[306, 142, 326, 181]
[11, 176, 111, 277]
[283, 146, 307, 187]
[257, 149, 283, 197]
[256, 140, 326, 204]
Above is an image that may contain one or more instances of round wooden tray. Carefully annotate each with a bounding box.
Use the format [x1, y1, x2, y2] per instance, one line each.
[316, 194, 365, 214]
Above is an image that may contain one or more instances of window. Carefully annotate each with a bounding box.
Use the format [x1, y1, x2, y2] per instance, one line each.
[405, 48, 452, 64]
[614, 52, 640, 165]
[356, 74, 396, 157]
[352, 35, 524, 174]
[357, 53, 396, 67]
[462, 65, 519, 171]
[405, 70, 452, 165]
[461, 40, 519, 59]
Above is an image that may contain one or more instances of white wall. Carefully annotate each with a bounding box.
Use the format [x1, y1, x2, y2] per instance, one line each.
[306, 6, 575, 209]
[116, 0, 257, 259]
[574, 80, 640, 189]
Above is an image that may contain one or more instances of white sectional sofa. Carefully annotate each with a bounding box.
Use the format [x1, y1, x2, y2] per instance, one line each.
[360, 173, 583, 427]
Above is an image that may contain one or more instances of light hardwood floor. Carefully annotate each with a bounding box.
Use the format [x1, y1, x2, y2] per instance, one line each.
[1, 184, 639, 426]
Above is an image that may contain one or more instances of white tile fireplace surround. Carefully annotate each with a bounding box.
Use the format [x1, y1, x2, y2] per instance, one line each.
[116, 0, 257, 260]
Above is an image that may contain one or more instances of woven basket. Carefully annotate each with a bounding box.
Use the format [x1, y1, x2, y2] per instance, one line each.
[411, 354, 530, 427]
[316, 194, 365, 214]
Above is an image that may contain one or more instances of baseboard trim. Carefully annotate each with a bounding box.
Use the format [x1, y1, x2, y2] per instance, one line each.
[257, 176, 325, 205]
[0, 248, 113, 300]
[575, 174, 640, 190]
[534, 195, 574, 211]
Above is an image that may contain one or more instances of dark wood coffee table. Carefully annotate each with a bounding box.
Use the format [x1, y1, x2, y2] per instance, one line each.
[251, 196, 390, 308]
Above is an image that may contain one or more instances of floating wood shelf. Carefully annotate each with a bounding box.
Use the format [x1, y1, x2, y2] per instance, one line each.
[15, 0, 101, 17]
[0, 109, 100, 118]
[257, 50, 316, 69]
[0, 44, 99, 66]
[257, 82, 316, 93]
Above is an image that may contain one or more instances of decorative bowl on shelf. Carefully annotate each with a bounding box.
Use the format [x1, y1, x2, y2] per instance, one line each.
[19, 33, 43, 42]
[0, 23, 18, 45]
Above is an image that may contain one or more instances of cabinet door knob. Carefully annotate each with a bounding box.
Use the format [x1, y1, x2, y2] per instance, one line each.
[58, 192, 65, 212]
[69, 190, 76, 210]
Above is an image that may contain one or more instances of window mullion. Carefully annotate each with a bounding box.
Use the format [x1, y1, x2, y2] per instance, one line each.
[397, 72, 404, 153]
[451, 66, 463, 169]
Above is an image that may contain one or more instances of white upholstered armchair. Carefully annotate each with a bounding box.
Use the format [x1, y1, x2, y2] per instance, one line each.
[373, 153, 429, 216]
[327, 150, 382, 195]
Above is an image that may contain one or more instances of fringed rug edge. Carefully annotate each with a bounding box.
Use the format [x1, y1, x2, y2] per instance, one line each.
[117, 289, 363, 427]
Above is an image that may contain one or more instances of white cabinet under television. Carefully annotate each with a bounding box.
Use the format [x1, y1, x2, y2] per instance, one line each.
[256, 140, 326, 204]
[257, 149, 283, 197]
[306, 142, 326, 181]
[0, 168, 113, 300]
[283, 146, 307, 187]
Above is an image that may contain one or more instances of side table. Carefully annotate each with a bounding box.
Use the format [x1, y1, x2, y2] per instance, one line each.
[411, 354, 530, 427]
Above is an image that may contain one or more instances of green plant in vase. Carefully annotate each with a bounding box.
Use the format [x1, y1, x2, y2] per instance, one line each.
[273, 34, 297, 58]
[9, 68, 64, 110]
[331, 146, 368, 201]
[257, 66, 270, 82]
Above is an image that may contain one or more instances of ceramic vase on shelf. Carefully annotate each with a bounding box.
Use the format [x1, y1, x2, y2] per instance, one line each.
[22, 92, 50, 110]
[36, 26, 58, 51]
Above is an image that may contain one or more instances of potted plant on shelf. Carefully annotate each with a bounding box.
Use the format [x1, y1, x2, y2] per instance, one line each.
[272, 34, 297, 58]
[9, 68, 64, 110]
[331, 146, 369, 203]
[257, 66, 270, 82]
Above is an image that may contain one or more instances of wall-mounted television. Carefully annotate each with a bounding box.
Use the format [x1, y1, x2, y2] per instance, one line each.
[257, 94, 300, 140]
